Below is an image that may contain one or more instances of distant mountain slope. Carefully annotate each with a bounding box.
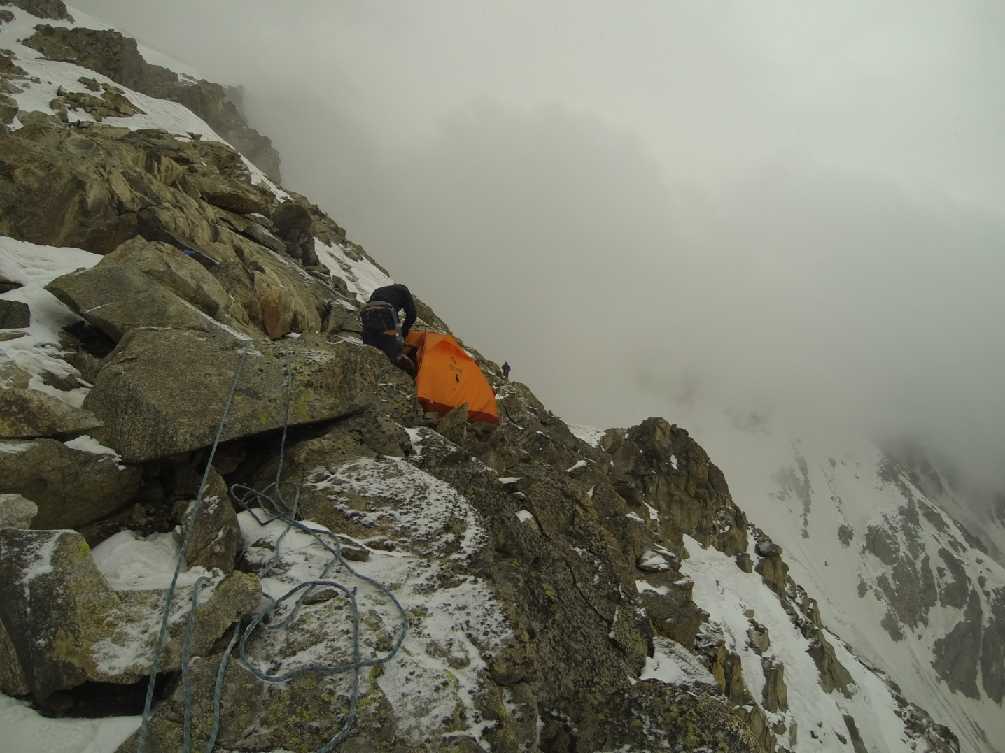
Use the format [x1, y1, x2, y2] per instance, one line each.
[672, 407, 1005, 753]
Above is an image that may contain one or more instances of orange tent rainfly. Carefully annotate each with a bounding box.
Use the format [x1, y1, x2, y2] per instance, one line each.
[405, 330, 499, 424]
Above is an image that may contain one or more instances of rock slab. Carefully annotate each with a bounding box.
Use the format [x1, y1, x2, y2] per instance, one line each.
[84, 329, 383, 463]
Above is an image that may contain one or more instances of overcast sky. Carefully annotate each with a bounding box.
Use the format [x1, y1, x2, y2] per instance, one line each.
[73, 1, 1005, 489]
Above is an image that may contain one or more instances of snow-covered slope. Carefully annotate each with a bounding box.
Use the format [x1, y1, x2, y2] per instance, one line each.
[681, 534, 949, 753]
[672, 407, 1005, 753]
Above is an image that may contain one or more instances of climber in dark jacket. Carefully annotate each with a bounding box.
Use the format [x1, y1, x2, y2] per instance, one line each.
[359, 284, 418, 376]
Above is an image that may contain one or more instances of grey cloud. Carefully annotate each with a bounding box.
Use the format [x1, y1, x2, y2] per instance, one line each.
[73, 1, 1005, 491]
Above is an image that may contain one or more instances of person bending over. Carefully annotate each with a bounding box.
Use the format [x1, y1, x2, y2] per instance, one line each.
[359, 283, 417, 376]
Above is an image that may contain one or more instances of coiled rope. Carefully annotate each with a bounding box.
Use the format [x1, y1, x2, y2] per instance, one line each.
[137, 352, 408, 753]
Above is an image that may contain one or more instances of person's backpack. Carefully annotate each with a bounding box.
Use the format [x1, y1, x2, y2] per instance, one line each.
[359, 300, 399, 333]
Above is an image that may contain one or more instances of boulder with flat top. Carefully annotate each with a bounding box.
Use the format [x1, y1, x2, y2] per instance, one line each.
[84, 329, 385, 463]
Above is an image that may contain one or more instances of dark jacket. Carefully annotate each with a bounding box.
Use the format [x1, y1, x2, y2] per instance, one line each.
[368, 284, 416, 338]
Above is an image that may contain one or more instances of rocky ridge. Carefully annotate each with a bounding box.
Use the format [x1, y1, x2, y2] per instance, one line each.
[1, 0, 281, 180]
[0, 3, 964, 752]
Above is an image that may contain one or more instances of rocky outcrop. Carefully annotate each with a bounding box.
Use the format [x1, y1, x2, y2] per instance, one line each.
[762, 658, 788, 711]
[83, 329, 384, 462]
[0, 438, 141, 529]
[50, 81, 142, 121]
[808, 634, 854, 696]
[608, 418, 748, 555]
[0, 528, 260, 701]
[0, 388, 101, 438]
[0, 118, 275, 253]
[752, 537, 790, 596]
[23, 24, 281, 180]
[1, 121, 348, 339]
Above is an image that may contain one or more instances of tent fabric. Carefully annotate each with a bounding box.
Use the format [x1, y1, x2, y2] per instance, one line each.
[405, 330, 499, 424]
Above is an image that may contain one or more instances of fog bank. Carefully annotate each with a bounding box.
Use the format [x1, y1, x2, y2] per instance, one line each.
[73, 1, 1005, 490]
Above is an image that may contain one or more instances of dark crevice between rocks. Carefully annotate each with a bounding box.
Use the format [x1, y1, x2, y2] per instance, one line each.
[64, 319, 116, 358]
[37, 673, 176, 719]
[224, 409, 371, 487]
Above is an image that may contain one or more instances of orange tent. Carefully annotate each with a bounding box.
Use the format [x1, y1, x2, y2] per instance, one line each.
[405, 330, 499, 424]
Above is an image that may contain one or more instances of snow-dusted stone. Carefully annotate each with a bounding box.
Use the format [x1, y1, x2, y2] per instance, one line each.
[0, 298, 29, 327]
[0, 492, 36, 528]
[84, 329, 385, 463]
[0, 437, 140, 529]
[179, 469, 240, 574]
[0, 529, 118, 700]
[0, 528, 260, 701]
[0, 387, 102, 439]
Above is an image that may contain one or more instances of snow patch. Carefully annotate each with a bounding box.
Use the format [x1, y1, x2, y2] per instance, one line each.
[0, 237, 102, 406]
[63, 435, 118, 458]
[21, 530, 65, 585]
[641, 637, 716, 686]
[568, 423, 605, 447]
[0, 694, 140, 753]
[313, 239, 393, 304]
[91, 530, 214, 591]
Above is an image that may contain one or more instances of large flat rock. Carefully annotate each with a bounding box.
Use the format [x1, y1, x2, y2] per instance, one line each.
[84, 329, 383, 463]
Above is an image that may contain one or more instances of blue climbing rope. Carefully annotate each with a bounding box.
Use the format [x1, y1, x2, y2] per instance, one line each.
[137, 350, 248, 753]
[137, 353, 408, 753]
